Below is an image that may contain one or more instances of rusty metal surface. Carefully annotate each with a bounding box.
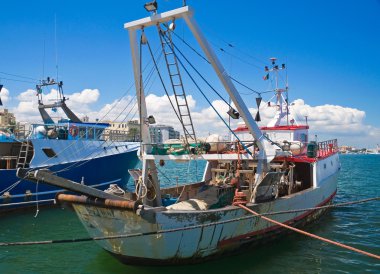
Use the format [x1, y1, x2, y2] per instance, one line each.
[69, 172, 338, 264]
[56, 194, 139, 211]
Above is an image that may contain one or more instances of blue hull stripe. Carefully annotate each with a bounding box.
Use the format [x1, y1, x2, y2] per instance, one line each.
[0, 149, 139, 211]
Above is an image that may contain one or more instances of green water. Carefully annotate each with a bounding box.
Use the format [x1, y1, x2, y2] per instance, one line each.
[0, 155, 379, 273]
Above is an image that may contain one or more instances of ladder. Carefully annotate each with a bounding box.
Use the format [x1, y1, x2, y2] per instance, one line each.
[158, 27, 197, 146]
[17, 141, 33, 168]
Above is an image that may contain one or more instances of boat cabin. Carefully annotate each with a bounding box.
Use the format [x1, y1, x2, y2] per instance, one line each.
[29, 122, 110, 141]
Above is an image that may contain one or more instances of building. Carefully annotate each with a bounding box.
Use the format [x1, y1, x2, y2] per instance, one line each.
[149, 124, 180, 143]
[103, 120, 140, 141]
[0, 109, 16, 127]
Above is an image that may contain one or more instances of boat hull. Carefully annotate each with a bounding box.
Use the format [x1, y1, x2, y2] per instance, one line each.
[71, 157, 339, 265]
[0, 141, 139, 212]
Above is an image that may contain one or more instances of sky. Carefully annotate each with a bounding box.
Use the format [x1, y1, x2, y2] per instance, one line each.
[1, 0, 380, 148]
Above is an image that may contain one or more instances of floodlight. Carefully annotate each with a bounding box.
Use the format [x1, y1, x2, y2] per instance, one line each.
[227, 107, 240, 119]
[147, 115, 156, 124]
[144, 1, 158, 13]
[169, 21, 176, 31]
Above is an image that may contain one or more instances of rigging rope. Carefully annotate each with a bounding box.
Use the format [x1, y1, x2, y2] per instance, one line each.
[34, 43, 162, 168]
[54, 59, 160, 175]
[28, 47, 162, 177]
[237, 203, 380, 260]
[145, 32, 190, 137]
[0, 77, 36, 84]
[161, 32, 254, 157]
[165, 31, 232, 108]
[0, 71, 39, 81]
[229, 76, 261, 96]
[171, 29, 264, 99]
[51, 63, 160, 175]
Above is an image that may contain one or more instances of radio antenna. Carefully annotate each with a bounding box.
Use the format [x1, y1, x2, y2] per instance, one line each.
[54, 14, 59, 83]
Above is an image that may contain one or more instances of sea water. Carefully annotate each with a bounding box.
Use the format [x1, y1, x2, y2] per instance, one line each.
[0, 154, 379, 273]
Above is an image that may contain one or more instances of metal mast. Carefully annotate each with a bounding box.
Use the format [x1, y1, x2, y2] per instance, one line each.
[124, 5, 277, 196]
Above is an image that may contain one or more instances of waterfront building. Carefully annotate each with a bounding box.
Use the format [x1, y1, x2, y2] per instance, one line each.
[149, 124, 180, 143]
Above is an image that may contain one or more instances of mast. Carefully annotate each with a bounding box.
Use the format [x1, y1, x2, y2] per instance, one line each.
[125, 6, 276, 177]
[265, 58, 295, 127]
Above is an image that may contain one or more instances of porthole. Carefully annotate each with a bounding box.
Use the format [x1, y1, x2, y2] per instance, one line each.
[42, 148, 57, 158]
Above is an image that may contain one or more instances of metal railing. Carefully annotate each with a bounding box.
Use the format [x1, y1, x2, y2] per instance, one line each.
[0, 124, 30, 141]
[317, 139, 338, 158]
[144, 140, 257, 156]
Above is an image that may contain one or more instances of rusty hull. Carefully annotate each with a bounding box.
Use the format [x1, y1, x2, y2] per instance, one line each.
[69, 171, 338, 265]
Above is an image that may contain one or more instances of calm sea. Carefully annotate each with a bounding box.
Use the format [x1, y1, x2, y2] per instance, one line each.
[0, 154, 379, 273]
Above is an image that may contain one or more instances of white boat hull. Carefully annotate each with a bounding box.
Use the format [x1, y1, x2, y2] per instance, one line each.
[72, 154, 339, 265]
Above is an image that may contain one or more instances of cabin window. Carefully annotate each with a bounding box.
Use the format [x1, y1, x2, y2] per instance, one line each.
[300, 133, 308, 143]
[42, 148, 57, 158]
[95, 129, 104, 140]
[79, 127, 87, 139]
[57, 127, 68, 140]
[87, 127, 94, 139]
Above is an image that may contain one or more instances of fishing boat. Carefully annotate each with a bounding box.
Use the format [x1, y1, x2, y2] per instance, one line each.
[0, 78, 139, 212]
[19, 3, 340, 265]
[366, 145, 380, 154]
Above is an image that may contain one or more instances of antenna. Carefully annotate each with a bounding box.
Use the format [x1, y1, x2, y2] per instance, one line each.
[42, 39, 46, 80]
[54, 14, 59, 83]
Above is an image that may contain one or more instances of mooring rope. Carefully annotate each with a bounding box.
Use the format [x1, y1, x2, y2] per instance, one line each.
[0, 199, 55, 207]
[0, 196, 378, 248]
[263, 196, 380, 216]
[237, 204, 380, 260]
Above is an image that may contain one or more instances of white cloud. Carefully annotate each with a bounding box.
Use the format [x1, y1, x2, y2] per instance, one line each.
[0, 87, 10, 104]
[7, 87, 380, 147]
[87, 95, 138, 122]
[140, 94, 380, 147]
[68, 88, 100, 104]
[17, 89, 36, 102]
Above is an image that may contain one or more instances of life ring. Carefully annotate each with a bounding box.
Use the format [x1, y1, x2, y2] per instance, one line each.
[69, 125, 78, 137]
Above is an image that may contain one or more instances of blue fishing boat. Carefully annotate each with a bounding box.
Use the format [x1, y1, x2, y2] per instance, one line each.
[0, 78, 139, 212]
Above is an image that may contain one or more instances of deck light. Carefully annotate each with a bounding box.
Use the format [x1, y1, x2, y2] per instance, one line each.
[147, 115, 156, 124]
[144, 1, 158, 13]
[169, 21, 176, 31]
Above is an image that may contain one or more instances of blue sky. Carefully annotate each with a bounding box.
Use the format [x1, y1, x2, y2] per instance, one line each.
[1, 0, 380, 147]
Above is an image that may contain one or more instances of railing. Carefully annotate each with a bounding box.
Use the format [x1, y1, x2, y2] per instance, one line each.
[144, 140, 257, 156]
[142, 139, 339, 159]
[0, 124, 30, 141]
[317, 139, 338, 158]
[104, 130, 140, 142]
